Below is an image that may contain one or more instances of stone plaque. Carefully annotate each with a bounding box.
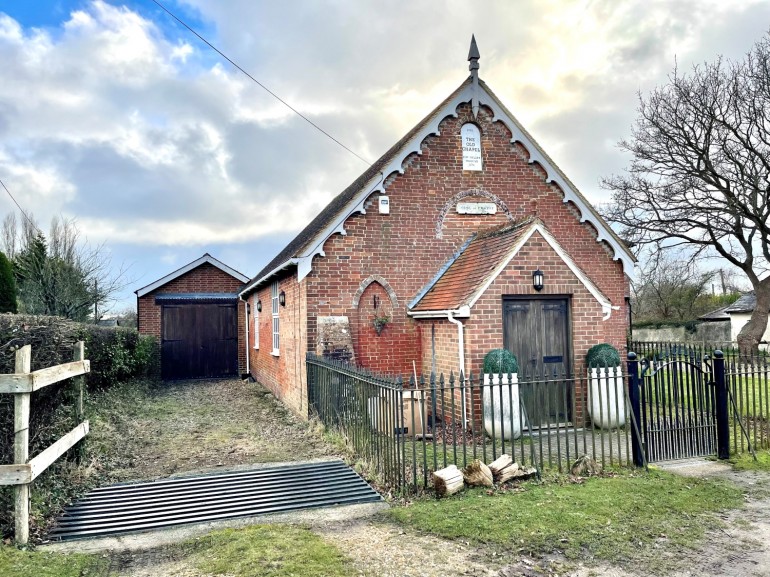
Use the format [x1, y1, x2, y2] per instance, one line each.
[456, 202, 497, 215]
[461, 123, 482, 171]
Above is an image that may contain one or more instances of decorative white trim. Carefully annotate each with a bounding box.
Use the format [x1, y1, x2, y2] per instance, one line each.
[239, 258, 298, 298]
[479, 93, 635, 273]
[294, 87, 473, 281]
[252, 79, 636, 287]
[408, 306, 471, 319]
[465, 222, 618, 319]
[136, 253, 249, 297]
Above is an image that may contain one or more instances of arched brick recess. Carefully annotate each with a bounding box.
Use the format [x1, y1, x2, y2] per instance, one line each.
[352, 274, 399, 309]
[352, 279, 402, 372]
[436, 189, 513, 239]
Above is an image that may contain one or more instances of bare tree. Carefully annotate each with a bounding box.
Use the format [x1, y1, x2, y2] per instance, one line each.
[603, 32, 770, 351]
[632, 254, 716, 322]
[0, 213, 17, 260]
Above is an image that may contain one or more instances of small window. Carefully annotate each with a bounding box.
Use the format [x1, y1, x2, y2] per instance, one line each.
[271, 282, 280, 355]
[253, 301, 259, 350]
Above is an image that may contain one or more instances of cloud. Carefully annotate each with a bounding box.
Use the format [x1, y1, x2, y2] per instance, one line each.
[1, 0, 769, 311]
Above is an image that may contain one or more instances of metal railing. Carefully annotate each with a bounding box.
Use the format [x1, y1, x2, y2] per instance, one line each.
[307, 353, 632, 493]
[725, 354, 770, 454]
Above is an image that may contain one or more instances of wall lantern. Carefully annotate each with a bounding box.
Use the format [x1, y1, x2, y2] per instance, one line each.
[279, 291, 286, 307]
[532, 269, 544, 292]
[256, 300, 262, 312]
[246, 302, 251, 315]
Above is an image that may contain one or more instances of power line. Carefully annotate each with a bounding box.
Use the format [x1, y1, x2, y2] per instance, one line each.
[0, 177, 39, 233]
[150, 0, 372, 167]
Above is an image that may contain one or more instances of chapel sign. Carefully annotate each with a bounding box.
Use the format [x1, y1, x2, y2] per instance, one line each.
[461, 123, 482, 171]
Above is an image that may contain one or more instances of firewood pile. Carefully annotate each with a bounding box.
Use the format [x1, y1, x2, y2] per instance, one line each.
[431, 455, 537, 497]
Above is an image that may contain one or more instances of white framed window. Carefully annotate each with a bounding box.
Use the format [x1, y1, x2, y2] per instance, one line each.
[253, 301, 259, 350]
[271, 282, 280, 355]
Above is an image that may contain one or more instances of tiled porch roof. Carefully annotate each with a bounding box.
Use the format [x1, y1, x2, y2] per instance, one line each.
[410, 219, 535, 312]
[409, 218, 617, 319]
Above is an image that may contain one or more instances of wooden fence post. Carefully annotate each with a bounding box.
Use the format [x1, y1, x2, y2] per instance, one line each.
[14, 345, 31, 545]
[73, 341, 85, 463]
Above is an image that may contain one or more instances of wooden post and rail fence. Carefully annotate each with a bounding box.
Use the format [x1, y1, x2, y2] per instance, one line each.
[0, 343, 90, 544]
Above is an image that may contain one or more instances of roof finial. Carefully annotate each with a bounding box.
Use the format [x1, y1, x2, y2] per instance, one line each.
[468, 35, 480, 118]
[468, 34, 480, 80]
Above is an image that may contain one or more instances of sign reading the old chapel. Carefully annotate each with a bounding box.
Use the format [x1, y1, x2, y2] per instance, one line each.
[461, 123, 482, 171]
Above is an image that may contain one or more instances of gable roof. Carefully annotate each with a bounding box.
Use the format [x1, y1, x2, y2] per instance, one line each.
[240, 74, 635, 297]
[409, 219, 619, 320]
[135, 253, 249, 297]
[410, 219, 534, 312]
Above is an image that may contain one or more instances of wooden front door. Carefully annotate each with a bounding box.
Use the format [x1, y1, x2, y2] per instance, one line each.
[503, 297, 571, 426]
[161, 303, 238, 379]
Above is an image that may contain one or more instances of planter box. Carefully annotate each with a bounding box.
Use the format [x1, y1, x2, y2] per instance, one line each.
[587, 366, 626, 429]
[482, 373, 522, 440]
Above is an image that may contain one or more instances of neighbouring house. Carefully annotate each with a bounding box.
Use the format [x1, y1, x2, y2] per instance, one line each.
[723, 293, 770, 344]
[136, 253, 249, 379]
[239, 38, 635, 419]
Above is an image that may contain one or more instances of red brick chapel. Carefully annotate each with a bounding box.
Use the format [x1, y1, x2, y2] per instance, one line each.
[239, 37, 635, 417]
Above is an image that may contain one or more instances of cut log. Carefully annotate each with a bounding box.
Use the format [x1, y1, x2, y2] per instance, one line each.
[570, 455, 601, 477]
[488, 454, 513, 477]
[516, 466, 538, 479]
[463, 460, 493, 487]
[496, 462, 520, 483]
[432, 465, 464, 497]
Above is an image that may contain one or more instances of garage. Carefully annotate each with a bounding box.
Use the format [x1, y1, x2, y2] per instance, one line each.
[135, 253, 250, 380]
[159, 295, 239, 379]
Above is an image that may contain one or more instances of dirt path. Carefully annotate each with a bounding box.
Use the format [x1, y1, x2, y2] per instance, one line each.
[90, 378, 339, 482]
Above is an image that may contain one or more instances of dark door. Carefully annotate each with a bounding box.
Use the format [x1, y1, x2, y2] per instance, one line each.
[161, 303, 238, 379]
[503, 298, 571, 426]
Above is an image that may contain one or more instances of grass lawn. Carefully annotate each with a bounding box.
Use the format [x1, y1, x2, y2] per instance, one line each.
[390, 469, 742, 571]
[0, 546, 107, 577]
[730, 448, 770, 471]
[184, 525, 355, 577]
[0, 524, 355, 577]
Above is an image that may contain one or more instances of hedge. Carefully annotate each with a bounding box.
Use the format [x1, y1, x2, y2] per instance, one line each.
[0, 314, 157, 537]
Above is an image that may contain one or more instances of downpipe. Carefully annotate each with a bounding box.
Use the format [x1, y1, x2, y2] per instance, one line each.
[447, 306, 470, 429]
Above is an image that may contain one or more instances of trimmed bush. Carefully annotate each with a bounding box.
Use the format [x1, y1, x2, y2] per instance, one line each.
[81, 326, 158, 389]
[483, 348, 519, 374]
[586, 343, 621, 368]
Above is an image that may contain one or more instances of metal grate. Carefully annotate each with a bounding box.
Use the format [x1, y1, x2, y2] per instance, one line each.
[48, 460, 382, 541]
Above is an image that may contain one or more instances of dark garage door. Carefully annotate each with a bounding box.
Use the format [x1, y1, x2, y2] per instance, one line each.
[161, 303, 238, 379]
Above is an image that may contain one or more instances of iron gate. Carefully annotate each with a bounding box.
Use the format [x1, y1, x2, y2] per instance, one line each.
[639, 355, 717, 461]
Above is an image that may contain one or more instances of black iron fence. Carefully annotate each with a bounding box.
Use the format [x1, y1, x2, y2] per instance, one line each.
[628, 342, 770, 462]
[307, 353, 632, 493]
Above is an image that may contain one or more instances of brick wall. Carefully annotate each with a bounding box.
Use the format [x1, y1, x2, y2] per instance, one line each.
[248, 100, 630, 419]
[137, 262, 247, 375]
[304, 102, 628, 376]
[247, 275, 308, 416]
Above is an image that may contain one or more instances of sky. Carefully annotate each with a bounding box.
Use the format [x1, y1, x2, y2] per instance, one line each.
[0, 0, 768, 312]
